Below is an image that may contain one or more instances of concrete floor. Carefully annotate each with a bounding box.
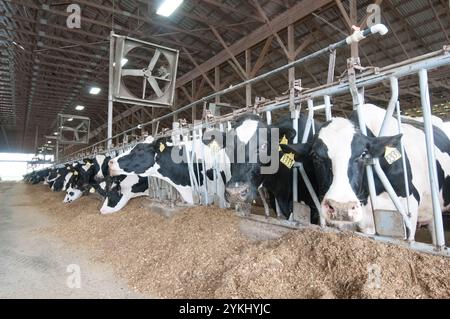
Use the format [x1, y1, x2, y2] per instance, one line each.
[0, 182, 143, 299]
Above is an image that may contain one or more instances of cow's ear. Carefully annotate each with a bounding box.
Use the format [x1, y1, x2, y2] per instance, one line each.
[280, 143, 312, 162]
[277, 127, 297, 142]
[153, 138, 166, 153]
[367, 134, 403, 157]
[202, 130, 226, 148]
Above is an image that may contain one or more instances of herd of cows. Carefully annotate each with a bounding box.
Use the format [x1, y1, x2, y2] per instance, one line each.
[24, 104, 450, 242]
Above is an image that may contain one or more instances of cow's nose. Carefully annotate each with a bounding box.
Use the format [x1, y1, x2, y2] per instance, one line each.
[225, 182, 250, 203]
[323, 199, 360, 222]
[108, 159, 115, 167]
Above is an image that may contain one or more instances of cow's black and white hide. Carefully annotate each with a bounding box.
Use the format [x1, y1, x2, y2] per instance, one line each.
[282, 104, 450, 241]
[108, 135, 231, 205]
[221, 113, 321, 222]
[63, 156, 111, 203]
[95, 174, 149, 214]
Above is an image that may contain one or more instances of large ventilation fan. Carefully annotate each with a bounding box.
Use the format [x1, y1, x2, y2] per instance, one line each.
[111, 34, 179, 107]
[57, 114, 90, 145]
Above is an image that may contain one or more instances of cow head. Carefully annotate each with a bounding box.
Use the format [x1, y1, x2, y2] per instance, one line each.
[224, 114, 295, 204]
[63, 157, 111, 203]
[98, 175, 147, 214]
[282, 117, 402, 225]
[108, 136, 157, 176]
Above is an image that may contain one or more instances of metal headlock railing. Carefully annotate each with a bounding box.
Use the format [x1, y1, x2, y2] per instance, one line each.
[53, 25, 450, 257]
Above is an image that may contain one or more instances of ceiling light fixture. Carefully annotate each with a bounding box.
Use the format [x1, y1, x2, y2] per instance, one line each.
[113, 58, 128, 67]
[75, 105, 85, 111]
[156, 0, 184, 17]
[89, 87, 101, 95]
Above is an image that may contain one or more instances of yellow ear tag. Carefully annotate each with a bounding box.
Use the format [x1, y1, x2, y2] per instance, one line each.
[89, 187, 95, 194]
[279, 135, 288, 151]
[74, 171, 78, 176]
[159, 143, 166, 153]
[210, 140, 220, 153]
[280, 153, 296, 169]
[384, 146, 402, 165]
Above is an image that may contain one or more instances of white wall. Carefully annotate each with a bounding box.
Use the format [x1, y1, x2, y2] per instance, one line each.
[0, 153, 53, 181]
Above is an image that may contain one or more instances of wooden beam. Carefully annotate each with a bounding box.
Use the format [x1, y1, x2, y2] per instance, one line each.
[251, 35, 274, 77]
[246, 49, 252, 107]
[209, 25, 248, 79]
[215, 66, 221, 104]
[199, 0, 265, 23]
[176, 0, 334, 87]
[293, 35, 313, 59]
[252, 0, 290, 59]
[429, 0, 450, 43]
[182, 48, 217, 91]
[335, 0, 352, 31]
[349, 0, 358, 58]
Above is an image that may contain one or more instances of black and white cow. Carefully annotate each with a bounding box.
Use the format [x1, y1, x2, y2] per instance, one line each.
[95, 174, 149, 214]
[24, 168, 51, 184]
[222, 114, 321, 222]
[282, 104, 450, 241]
[51, 164, 77, 192]
[108, 136, 231, 205]
[61, 155, 149, 214]
[63, 156, 111, 203]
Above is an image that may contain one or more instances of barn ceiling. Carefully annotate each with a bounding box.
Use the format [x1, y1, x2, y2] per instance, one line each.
[0, 0, 449, 154]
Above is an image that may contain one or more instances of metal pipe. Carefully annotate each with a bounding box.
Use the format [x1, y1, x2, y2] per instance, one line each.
[324, 95, 332, 121]
[300, 100, 314, 143]
[297, 164, 322, 218]
[418, 69, 446, 249]
[61, 48, 450, 163]
[307, 49, 450, 100]
[266, 111, 272, 125]
[107, 31, 114, 149]
[97, 25, 388, 142]
[395, 101, 411, 218]
[292, 109, 299, 204]
[379, 77, 399, 136]
[373, 158, 412, 240]
[352, 77, 379, 222]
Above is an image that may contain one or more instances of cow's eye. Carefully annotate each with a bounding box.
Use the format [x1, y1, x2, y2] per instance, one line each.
[360, 150, 369, 159]
[311, 152, 321, 161]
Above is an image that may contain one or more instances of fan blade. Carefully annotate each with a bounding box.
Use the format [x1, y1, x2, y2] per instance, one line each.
[152, 76, 171, 82]
[148, 50, 161, 71]
[122, 69, 145, 77]
[147, 77, 164, 97]
[142, 77, 147, 100]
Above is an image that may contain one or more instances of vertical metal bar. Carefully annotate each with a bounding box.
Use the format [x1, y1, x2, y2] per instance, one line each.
[395, 101, 411, 217]
[266, 111, 272, 125]
[292, 109, 299, 204]
[372, 158, 411, 226]
[348, 57, 377, 217]
[266, 110, 280, 216]
[199, 128, 208, 205]
[301, 100, 314, 143]
[34, 126, 39, 152]
[324, 95, 332, 121]
[55, 140, 59, 163]
[107, 32, 114, 149]
[379, 77, 399, 136]
[418, 69, 445, 249]
[327, 50, 336, 84]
